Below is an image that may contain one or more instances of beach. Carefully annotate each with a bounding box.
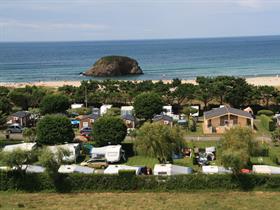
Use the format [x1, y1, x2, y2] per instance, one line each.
[0, 76, 279, 88]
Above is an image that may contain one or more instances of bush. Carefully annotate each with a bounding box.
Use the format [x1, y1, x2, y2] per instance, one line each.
[257, 110, 274, 116]
[260, 115, 276, 131]
[36, 114, 75, 145]
[118, 170, 136, 177]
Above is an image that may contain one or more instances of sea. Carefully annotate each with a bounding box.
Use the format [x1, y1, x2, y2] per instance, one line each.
[0, 35, 280, 83]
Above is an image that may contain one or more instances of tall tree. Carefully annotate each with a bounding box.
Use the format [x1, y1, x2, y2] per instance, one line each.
[135, 122, 184, 163]
[220, 127, 255, 174]
[92, 116, 127, 146]
[196, 77, 215, 110]
[37, 114, 74, 145]
[40, 94, 70, 114]
[134, 92, 164, 120]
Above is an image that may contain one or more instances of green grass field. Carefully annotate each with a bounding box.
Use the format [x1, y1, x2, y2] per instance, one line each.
[0, 192, 280, 210]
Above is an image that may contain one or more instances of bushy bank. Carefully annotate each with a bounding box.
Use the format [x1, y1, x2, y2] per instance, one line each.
[2, 171, 280, 192]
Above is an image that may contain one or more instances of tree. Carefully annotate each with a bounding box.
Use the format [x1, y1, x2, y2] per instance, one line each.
[196, 77, 215, 110]
[92, 116, 127, 146]
[0, 97, 12, 114]
[220, 127, 255, 174]
[258, 85, 278, 107]
[0, 149, 36, 172]
[182, 106, 198, 130]
[9, 86, 47, 110]
[38, 147, 70, 177]
[134, 92, 164, 120]
[173, 83, 196, 107]
[135, 122, 184, 163]
[224, 78, 253, 107]
[23, 127, 37, 142]
[40, 94, 70, 114]
[36, 114, 74, 145]
[272, 128, 280, 144]
[0, 111, 7, 127]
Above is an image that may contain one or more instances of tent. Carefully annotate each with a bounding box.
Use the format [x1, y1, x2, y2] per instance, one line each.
[252, 165, 280, 174]
[58, 164, 94, 174]
[104, 165, 141, 175]
[90, 145, 124, 163]
[47, 143, 80, 163]
[202, 166, 232, 174]
[22, 165, 46, 173]
[153, 164, 192, 176]
[2, 143, 36, 152]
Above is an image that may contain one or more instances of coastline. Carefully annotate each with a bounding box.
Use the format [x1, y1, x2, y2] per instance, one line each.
[0, 76, 279, 88]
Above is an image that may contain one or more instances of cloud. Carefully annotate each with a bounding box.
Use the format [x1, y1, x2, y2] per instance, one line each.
[0, 19, 108, 31]
[235, 0, 262, 9]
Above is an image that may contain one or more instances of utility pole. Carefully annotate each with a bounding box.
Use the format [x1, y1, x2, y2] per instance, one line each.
[85, 86, 88, 108]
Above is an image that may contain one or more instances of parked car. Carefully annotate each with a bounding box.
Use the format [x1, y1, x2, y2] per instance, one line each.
[80, 158, 108, 169]
[6, 124, 23, 134]
[80, 127, 92, 135]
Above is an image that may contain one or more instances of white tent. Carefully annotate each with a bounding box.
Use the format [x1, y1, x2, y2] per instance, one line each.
[100, 104, 112, 115]
[153, 164, 192, 176]
[22, 165, 46, 173]
[58, 164, 94, 174]
[47, 143, 80, 163]
[2, 143, 36, 152]
[90, 145, 123, 163]
[104, 165, 141, 175]
[71, 103, 84, 109]
[252, 165, 280, 174]
[202, 166, 232, 174]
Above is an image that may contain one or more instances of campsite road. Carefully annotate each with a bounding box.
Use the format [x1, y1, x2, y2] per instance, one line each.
[184, 136, 272, 142]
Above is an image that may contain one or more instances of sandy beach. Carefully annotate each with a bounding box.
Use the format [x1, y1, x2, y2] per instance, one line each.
[0, 76, 280, 88]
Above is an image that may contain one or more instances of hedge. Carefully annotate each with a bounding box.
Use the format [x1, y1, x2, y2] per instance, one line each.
[260, 114, 276, 131]
[2, 171, 280, 192]
[257, 110, 274, 116]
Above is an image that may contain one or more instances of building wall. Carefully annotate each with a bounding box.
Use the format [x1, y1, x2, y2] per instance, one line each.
[203, 114, 253, 134]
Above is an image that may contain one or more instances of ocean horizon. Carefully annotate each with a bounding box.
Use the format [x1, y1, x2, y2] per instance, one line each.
[1, 35, 280, 83]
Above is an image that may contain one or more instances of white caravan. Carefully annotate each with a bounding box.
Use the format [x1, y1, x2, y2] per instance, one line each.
[104, 165, 141, 175]
[252, 165, 280, 175]
[90, 145, 124, 163]
[58, 164, 94, 174]
[202, 166, 232, 174]
[153, 164, 192, 176]
[2, 143, 36, 152]
[47, 143, 80, 163]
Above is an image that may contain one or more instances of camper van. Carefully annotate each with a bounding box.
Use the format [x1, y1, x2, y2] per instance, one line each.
[90, 145, 125, 163]
[153, 164, 192, 176]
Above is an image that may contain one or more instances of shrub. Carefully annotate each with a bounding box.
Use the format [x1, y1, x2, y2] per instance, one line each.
[260, 115, 276, 131]
[36, 114, 75, 145]
[257, 110, 274, 116]
[3, 172, 280, 192]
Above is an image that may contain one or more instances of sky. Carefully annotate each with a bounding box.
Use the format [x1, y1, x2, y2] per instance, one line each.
[0, 0, 280, 42]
